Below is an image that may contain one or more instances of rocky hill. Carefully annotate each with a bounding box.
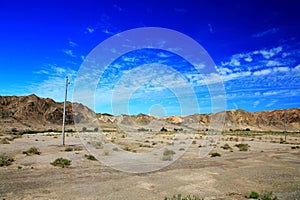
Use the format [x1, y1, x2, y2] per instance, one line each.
[0, 94, 299, 132]
[0, 94, 95, 132]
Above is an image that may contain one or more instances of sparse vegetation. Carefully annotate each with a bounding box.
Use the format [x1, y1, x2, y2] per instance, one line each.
[245, 191, 278, 200]
[210, 152, 221, 157]
[139, 144, 152, 148]
[19, 129, 69, 135]
[164, 194, 204, 200]
[235, 143, 250, 151]
[23, 147, 41, 155]
[82, 127, 87, 132]
[160, 127, 168, 132]
[84, 154, 97, 161]
[247, 191, 259, 199]
[112, 147, 119, 151]
[137, 128, 150, 132]
[259, 191, 278, 200]
[64, 147, 74, 152]
[50, 157, 71, 168]
[221, 143, 232, 150]
[123, 146, 136, 153]
[162, 148, 176, 161]
[0, 154, 14, 167]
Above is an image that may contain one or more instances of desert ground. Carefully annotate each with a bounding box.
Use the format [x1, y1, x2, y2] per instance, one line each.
[1, 131, 300, 200]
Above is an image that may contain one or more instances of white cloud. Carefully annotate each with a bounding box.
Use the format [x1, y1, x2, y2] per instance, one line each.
[252, 28, 279, 38]
[221, 71, 251, 82]
[218, 67, 232, 75]
[52, 66, 66, 75]
[208, 23, 214, 33]
[263, 91, 279, 96]
[273, 67, 290, 73]
[157, 52, 170, 58]
[102, 29, 114, 35]
[86, 27, 95, 34]
[266, 100, 278, 107]
[244, 56, 253, 62]
[63, 49, 76, 57]
[253, 69, 272, 76]
[293, 64, 300, 71]
[230, 58, 240, 66]
[69, 41, 78, 47]
[253, 100, 260, 107]
[266, 60, 281, 66]
[30, 66, 77, 102]
[254, 47, 282, 59]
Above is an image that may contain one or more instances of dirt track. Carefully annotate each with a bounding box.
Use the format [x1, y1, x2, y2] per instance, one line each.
[1, 132, 300, 199]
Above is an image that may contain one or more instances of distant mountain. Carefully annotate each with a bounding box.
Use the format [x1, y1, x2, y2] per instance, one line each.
[97, 109, 300, 132]
[0, 94, 299, 132]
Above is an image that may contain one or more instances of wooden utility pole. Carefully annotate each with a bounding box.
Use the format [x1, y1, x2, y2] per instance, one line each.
[62, 76, 69, 146]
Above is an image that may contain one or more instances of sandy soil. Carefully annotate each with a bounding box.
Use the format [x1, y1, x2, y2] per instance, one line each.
[1, 132, 300, 200]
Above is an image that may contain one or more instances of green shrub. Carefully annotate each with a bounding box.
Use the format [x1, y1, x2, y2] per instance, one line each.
[0, 154, 14, 167]
[235, 143, 250, 151]
[163, 149, 176, 156]
[64, 147, 74, 152]
[160, 127, 168, 132]
[221, 143, 232, 150]
[112, 147, 119, 151]
[123, 146, 136, 153]
[82, 127, 87, 132]
[23, 147, 41, 155]
[248, 191, 259, 198]
[50, 157, 71, 168]
[84, 154, 97, 161]
[260, 191, 278, 200]
[164, 194, 204, 200]
[162, 149, 176, 161]
[210, 152, 221, 157]
[245, 191, 278, 200]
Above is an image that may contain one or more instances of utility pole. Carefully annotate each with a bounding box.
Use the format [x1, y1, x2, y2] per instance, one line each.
[284, 111, 287, 141]
[62, 76, 69, 146]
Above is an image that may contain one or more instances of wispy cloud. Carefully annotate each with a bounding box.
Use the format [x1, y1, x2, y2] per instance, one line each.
[252, 28, 279, 38]
[253, 69, 272, 76]
[86, 27, 95, 34]
[68, 41, 78, 47]
[30, 65, 77, 102]
[266, 100, 278, 107]
[113, 4, 122, 11]
[254, 46, 282, 59]
[63, 49, 76, 57]
[253, 100, 260, 108]
[102, 29, 115, 35]
[208, 23, 214, 34]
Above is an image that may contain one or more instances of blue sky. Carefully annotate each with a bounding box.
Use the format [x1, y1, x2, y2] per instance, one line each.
[0, 0, 300, 115]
